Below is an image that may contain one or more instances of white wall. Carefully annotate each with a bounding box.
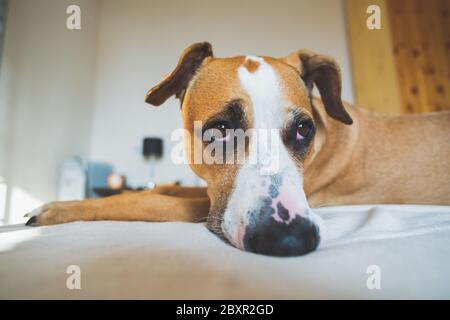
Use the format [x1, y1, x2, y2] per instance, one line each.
[89, 0, 354, 188]
[0, 0, 98, 222]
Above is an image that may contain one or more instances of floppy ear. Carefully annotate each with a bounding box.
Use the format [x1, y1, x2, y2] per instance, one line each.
[145, 42, 213, 106]
[282, 50, 353, 125]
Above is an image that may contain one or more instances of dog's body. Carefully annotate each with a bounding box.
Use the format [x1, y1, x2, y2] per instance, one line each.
[305, 99, 450, 207]
[26, 43, 450, 256]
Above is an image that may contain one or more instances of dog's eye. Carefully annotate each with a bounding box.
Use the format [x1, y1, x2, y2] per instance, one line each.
[282, 116, 315, 155]
[215, 121, 230, 133]
[296, 120, 313, 140]
[205, 121, 232, 142]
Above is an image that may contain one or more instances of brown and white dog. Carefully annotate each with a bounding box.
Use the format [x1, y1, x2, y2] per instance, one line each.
[25, 42, 450, 256]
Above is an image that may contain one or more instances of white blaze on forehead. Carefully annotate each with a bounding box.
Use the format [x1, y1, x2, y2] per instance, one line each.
[238, 55, 300, 180]
[238, 56, 283, 174]
[220, 56, 326, 249]
[239, 56, 283, 130]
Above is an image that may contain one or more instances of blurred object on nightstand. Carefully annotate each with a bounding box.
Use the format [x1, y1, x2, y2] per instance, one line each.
[143, 137, 163, 189]
[86, 162, 113, 198]
[58, 157, 116, 200]
[93, 185, 145, 197]
[94, 171, 146, 197]
[107, 173, 126, 190]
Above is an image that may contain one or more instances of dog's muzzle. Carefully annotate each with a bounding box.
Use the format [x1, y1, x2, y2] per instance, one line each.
[238, 195, 322, 256]
[222, 192, 325, 257]
[221, 168, 325, 256]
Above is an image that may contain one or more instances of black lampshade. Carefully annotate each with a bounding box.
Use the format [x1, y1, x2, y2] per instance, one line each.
[143, 137, 163, 158]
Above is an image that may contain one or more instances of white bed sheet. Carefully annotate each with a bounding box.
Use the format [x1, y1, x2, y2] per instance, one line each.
[0, 204, 449, 299]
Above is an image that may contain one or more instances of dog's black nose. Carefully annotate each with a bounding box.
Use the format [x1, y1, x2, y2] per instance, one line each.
[243, 215, 320, 256]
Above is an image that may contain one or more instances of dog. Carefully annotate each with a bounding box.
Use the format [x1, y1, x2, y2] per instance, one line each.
[25, 42, 450, 256]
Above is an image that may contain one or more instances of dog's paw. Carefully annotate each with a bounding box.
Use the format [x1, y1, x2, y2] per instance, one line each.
[24, 201, 77, 226]
[24, 203, 49, 226]
[25, 215, 38, 226]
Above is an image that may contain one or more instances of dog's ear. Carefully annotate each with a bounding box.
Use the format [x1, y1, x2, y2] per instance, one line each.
[282, 50, 353, 125]
[145, 42, 213, 106]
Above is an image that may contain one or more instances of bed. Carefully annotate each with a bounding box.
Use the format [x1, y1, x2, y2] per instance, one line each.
[1, 204, 450, 299]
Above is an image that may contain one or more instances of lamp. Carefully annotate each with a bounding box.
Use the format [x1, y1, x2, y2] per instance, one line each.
[142, 137, 163, 189]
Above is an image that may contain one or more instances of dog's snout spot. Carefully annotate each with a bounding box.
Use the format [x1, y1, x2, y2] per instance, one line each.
[276, 202, 290, 221]
[269, 184, 279, 198]
[268, 174, 282, 198]
[260, 197, 275, 216]
[271, 174, 282, 187]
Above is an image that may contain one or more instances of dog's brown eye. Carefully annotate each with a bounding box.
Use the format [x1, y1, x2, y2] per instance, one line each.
[215, 121, 229, 133]
[296, 121, 312, 140]
[207, 121, 231, 142]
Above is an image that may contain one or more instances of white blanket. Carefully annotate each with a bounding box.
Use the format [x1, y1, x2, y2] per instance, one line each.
[1, 204, 450, 299]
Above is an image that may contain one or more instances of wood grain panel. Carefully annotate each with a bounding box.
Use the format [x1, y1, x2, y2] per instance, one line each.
[345, 0, 403, 113]
[346, 0, 450, 114]
[387, 0, 450, 113]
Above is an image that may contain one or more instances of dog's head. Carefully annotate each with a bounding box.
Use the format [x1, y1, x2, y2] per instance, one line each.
[146, 42, 352, 256]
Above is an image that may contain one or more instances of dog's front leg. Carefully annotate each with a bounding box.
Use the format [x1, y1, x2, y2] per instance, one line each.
[24, 189, 210, 226]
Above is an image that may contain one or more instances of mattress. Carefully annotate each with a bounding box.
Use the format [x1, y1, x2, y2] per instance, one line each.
[1, 204, 450, 299]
